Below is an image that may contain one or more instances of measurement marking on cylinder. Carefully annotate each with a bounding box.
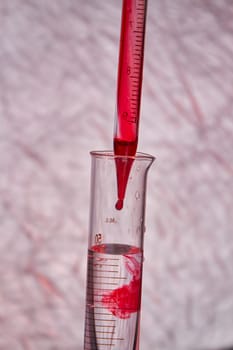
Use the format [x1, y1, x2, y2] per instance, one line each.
[89, 318, 115, 322]
[86, 287, 114, 292]
[86, 318, 115, 322]
[91, 271, 119, 275]
[93, 264, 119, 267]
[93, 259, 119, 262]
[87, 317, 116, 329]
[93, 258, 120, 261]
[93, 274, 122, 278]
[92, 276, 126, 280]
[91, 293, 110, 297]
[85, 342, 116, 347]
[86, 334, 119, 340]
[92, 263, 119, 267]
[86, 320, 116, 324]
[92, 325, 116, 328]
[96, 331, 124, 340]
[87, 328, 116, 332]
[92, 314, 115, 317]
[90, 267, 119, 271]
[89, 268, 118, 272]
[87, 289, 114, 294]
[93, 337, 124, 341]
[91, 269, 119, 273]
[85, 338, 116, 342]
[93, 282, 118, 286]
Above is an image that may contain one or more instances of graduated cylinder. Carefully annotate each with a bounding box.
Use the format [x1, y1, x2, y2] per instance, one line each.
[84, 150, 154, 350]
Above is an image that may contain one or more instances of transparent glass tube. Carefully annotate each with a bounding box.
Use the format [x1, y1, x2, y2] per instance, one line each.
[83, 151, 154, 350]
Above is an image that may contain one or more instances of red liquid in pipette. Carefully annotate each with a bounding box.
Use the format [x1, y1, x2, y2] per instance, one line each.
[114, 0, 147, 210]
[114, 139, 137, 210]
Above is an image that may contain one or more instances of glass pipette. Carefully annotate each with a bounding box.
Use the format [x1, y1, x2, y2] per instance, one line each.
[114, 0, 148, 210]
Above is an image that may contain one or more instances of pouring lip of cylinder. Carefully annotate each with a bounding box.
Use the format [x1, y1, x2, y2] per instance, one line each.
[90, 150, 155, 162]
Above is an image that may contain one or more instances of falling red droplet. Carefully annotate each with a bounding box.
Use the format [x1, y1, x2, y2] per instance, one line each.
[115, 199, 123, 210]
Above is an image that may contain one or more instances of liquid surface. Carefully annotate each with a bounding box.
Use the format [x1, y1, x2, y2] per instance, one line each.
[84, 243, 143, 350]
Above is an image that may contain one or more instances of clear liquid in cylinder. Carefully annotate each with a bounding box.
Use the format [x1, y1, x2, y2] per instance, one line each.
[84, 243, 143, 350]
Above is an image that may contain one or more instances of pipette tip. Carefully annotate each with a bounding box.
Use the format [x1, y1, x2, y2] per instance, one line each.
[115, 199, 124, 210]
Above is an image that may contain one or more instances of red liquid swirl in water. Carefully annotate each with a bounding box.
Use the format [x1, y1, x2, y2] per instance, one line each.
[101, 260, 141, 318]
[96, 245, 142, 319]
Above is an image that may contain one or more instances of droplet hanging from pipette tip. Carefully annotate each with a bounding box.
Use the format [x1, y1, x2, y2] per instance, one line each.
[115, 199, 124, 210]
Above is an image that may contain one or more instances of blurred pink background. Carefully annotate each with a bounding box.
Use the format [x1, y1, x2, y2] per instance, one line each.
[1, 1, 233, 349]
